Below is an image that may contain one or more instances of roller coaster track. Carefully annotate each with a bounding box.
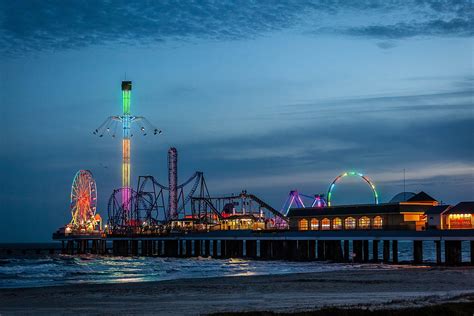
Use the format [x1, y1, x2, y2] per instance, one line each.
[137, 172, 205, 216]
[199, 192, 288, 222]
[244, 193, 288, 222]
[191, 197, 224, 220]
[140, 172, 201, 191]
[178, 173, 202, 213]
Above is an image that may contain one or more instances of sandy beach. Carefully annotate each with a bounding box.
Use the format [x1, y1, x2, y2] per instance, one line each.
[0, 266, 473, 315]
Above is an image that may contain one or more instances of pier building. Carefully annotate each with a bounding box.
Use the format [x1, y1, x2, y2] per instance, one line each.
[288, 191, 437, 232]
[46, 81, 474, 267]
[288, 194, 473, 232]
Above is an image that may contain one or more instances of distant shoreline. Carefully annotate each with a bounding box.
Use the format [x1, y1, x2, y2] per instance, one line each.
[1, 267, 473, 315]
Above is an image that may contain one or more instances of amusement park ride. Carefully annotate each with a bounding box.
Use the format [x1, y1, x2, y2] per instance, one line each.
[65, 170, 101, 233]
[59, 80, 381, 236]
[93, 81, 161, 214]
[52, 81, 473, 266]
[62, 166, 380, 235]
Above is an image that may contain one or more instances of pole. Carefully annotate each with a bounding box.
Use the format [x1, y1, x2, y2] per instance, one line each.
[122, 81, 132, 212]
[403, 168, 406, 201]
[168, 147, 178, 219]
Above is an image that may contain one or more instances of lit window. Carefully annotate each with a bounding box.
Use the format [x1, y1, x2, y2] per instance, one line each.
[333, 217, 342, 230]
[345, 217, 356, 229]
[373, 216, 383, 229]
[358, 216, 371, 229]
[310, 218, 319, 230]
[448, 214, 473, 229]
[299, 219, 308, 231]
[321, 218, 330, 230]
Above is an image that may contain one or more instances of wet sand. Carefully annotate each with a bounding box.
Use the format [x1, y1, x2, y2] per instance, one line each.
[0, 267, 473, 315]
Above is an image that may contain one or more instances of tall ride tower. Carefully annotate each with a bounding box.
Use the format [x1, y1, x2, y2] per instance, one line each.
[168, 147, 178, 219]
[94, 81, 161, 214]
[121, 81, 132, 210]
[121, 81, 132, 209]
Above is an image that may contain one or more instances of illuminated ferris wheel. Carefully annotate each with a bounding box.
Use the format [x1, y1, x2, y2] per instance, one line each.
[327, 171, 379, 207]
[70, 170, 98, 229]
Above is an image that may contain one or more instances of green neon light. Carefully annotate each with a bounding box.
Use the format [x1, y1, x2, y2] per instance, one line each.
[123, 91, 131, 115]
[327, 171, 379, 207]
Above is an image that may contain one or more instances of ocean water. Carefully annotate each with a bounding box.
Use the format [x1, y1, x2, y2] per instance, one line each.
[0, 255, 381, 289]
[0, 241, 471, 289]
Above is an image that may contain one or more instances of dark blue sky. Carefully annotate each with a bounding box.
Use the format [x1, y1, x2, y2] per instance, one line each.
[0, 1, 473, 242]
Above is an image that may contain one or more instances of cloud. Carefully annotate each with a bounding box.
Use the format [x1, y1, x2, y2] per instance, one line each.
[345, 18, 473, 39]
[376, 41, 397, 49]
[171, 81, 474, 198]
[208, 162, 474, 192]
[276, 90, 473, 127]
[0, 0, 472, 54]
[192, 111, 474, 206]
[2, 79, 472, 241]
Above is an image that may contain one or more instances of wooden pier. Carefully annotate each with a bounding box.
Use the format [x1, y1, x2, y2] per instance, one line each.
[52, 229, 474, 266]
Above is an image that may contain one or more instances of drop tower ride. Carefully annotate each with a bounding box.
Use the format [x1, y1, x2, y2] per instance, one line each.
[121, 81, 132, 209]
[94, 81, 161, 214]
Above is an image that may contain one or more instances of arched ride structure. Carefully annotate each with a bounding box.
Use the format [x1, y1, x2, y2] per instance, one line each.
[192, 191, 288, 229]
[107, 172, 214, 234]
[281, 191, 327, 216]
[327, 171, 379, 207]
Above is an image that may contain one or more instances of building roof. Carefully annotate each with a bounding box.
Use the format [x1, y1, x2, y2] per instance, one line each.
[443, 202, 474, 215]
[390, 192, 416, 203]
[425, 205, 451, 215]
[224, 214, 257, 220]
[407, 191, 437, 203]
[173, 218, 198, 222]
[287, 203, 402, 217]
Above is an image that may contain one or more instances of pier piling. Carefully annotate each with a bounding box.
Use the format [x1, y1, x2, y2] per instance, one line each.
[194, 240, 201, 257]
[372, 240, 379, 262]
[52, 230, 473, 267]
[343, 240, 349, 261]
[392, 240, 399, 263]
[246, 240, 256, 258]
[353, 240, 363, 262]
[471, 241, 474, 265]
[363, 240, 369, 262]
[413, 240, 423, 264]
[309, 240, 316, 260]
[317, 240, 325, 260]
[383, 240, 390, 262]
[445, 240, 462, 265]
[435, 241, 442, 264]
[205, 240, 210, 256]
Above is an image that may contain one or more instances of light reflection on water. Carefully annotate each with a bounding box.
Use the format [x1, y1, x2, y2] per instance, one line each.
[0, 255, 398, 289]
[0, 241, 470, 289]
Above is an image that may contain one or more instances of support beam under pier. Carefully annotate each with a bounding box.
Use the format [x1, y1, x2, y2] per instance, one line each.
[353, 240, 363, 262]
[363, 240, 369, 262]
[413, 240, 423, 264]
[383, 240, 390, 263]
[435, 240, 442, 265]
[372, 240, 379, 262]
[309, 240, 316, 260]
[245, 240, 256, 259]
[445, 240, 462, 265]
[392, 240, 398, 263]
[343, 240, 349, 262]
[317, 240, 325, 260]
[471, 241, 474, 265]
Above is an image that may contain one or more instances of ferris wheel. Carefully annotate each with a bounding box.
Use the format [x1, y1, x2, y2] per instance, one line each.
[70, 170, 98, 229]
[327, 171, 379, 207]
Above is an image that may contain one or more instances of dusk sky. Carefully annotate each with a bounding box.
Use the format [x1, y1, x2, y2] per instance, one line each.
[1, 1, 473, 242]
